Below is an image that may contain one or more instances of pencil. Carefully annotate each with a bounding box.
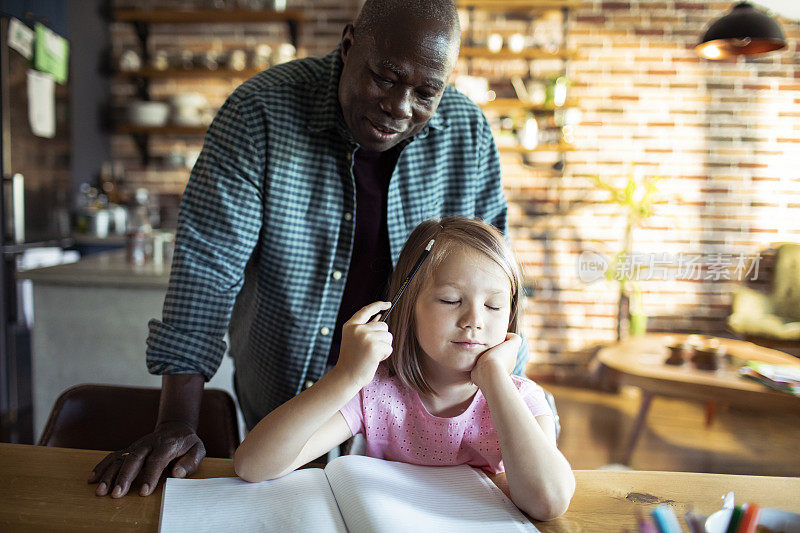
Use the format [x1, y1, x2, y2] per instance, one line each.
[651, 505, 682, 533]
[379, 239, 435, 322]
[726, 506, 744, 533]
[736, 504, 761, 533]
[635, 508, 658, 533]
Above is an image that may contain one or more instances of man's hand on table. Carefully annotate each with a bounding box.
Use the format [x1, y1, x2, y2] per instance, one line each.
[88, 420, 206, 498]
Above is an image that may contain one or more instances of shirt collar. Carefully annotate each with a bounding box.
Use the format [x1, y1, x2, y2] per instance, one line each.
[306, 45, 449, 141]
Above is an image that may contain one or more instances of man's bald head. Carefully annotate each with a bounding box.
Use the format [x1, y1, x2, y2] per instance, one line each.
[354, 0, 461, 50]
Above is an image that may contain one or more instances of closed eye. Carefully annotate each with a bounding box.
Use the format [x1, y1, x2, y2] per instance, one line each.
[485, 305, 500, 311]
[439, 299, 458, 305]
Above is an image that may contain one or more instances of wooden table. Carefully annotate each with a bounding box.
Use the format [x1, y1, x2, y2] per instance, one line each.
[598, 333, 800, 465]
[2, 443, 799, 532]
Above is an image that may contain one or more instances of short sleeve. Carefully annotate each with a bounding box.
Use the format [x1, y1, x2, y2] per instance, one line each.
[339, 390, 364, 436]
[513, 376, 552, 418]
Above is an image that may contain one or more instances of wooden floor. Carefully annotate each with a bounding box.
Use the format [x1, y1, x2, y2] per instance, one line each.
[548, 383, 800, 476]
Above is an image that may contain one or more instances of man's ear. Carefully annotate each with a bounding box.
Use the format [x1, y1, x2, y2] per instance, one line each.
[341, 24, 355, 61]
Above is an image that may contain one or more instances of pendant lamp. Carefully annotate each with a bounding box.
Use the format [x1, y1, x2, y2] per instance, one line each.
[696, 2, 786, 60]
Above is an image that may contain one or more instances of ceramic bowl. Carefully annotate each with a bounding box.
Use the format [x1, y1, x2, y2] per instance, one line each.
[169, 93, 207, 126]
[127, 100, 170, 127]
[170, 92, 207, 112]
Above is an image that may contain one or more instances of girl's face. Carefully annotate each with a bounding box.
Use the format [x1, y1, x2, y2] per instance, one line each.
[413, 247, 512, 377]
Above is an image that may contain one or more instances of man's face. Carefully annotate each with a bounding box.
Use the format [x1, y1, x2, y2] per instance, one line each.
[338, 20, 458, 152]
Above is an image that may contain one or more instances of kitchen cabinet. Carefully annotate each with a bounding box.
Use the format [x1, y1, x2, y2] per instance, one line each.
[19, 251, 240, 441]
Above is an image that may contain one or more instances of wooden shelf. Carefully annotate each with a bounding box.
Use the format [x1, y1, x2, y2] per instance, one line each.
[111, 7, 306, 167]
[480, 98, 577, 112]
[115, 124, 208, 135]
[115, 68, 263, 79]
[126, 165, 192, 173]
[498, 143, 574, 153]
[460, 47, 577, 60]
[459, 1, 576, 167]
[458, 0, 581, 9]
[113, 8, 307, 24]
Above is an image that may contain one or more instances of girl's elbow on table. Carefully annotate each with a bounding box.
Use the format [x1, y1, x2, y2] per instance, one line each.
[514, 472, 576, 522]
[234, 450, 284, 483]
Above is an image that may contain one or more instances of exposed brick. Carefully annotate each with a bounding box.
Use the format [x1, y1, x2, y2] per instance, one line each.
[672, 56, 701, 64]
[635, 29, 665, 36]
[743, 83, 772, 91]
[674, 2, 708, 10]
[706, 83, 736, 91]
[757, 69, 791, 77]
[576, 15, 607, 23]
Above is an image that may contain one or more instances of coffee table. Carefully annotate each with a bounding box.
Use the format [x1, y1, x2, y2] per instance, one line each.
[597, 333, 800, 465]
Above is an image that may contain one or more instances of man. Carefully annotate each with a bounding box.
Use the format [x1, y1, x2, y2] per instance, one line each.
[89, 0, 529, 498]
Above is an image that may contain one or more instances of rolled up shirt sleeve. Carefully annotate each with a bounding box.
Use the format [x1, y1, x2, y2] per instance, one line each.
[146, 92, 265, 380]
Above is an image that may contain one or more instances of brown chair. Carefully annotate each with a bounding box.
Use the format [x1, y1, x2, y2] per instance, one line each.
[37, 384, 240, 458]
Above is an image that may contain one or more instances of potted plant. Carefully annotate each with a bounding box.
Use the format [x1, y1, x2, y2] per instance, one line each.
[591, 171, 664, 339]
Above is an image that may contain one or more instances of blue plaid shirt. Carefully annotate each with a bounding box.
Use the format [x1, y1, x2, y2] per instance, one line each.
[146, 47, 514, 426]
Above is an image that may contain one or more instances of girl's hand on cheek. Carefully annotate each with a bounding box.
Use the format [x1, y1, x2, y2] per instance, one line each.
[471, 332, 521, 388]
[335, 301, 393, 390]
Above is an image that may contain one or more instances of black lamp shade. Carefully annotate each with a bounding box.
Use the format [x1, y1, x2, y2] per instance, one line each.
[696, 2, 786, 60]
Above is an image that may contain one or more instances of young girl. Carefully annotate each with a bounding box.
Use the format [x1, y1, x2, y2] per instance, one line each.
[234, 217, 575, 521]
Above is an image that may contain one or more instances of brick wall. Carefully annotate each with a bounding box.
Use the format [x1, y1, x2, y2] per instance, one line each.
[109, 1, 800, 364]
[521, 0, 800, 364]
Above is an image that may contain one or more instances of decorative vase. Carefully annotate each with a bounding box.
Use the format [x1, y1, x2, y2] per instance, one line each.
[629, 312, 648, 336]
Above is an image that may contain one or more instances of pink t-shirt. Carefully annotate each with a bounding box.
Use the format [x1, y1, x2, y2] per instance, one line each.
[339, 365, 551, 474]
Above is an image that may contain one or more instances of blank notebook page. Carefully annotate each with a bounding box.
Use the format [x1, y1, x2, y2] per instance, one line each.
[158, 470, 347, 533]
[325, 455, 539, 533]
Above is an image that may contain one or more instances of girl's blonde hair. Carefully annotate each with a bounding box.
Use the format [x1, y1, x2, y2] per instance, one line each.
[385, 217, 522, 396]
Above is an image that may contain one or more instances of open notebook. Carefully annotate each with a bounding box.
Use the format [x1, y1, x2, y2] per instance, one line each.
[159, 455, 539, 532]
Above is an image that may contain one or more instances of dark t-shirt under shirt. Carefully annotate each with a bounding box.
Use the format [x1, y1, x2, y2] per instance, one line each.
[326, 146, 400, 366]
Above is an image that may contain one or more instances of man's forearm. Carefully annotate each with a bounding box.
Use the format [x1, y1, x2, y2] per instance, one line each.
[156, 374, 205, 430]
